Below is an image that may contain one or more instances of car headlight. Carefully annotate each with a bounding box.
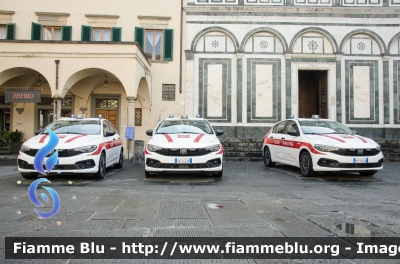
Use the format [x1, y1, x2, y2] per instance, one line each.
[20, 144, 31, 153]
[73, 145, 97, 153]
[314, 144, 341, 152]
[204, 144, 220, 152]
[147, 144, 163, 152]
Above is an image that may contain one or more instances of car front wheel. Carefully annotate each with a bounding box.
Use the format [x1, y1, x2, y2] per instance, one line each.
[299, 151, 316, 177]
[94, 152, 106, 179]
[213, 169, 223, 178]
[263, 147, 275, 167]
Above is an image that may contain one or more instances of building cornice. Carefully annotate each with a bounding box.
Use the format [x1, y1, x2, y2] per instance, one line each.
[35, 12, 70, 17]
[0, 10, 15, 15]
[137, 16, 171, 21]
[184, 5, 400, 16]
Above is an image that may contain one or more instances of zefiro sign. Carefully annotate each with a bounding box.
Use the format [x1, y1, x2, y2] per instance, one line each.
[5, 90, 41, 103]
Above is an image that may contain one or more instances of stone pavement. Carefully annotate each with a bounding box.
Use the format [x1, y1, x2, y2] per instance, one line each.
[0, 159, 399, 263]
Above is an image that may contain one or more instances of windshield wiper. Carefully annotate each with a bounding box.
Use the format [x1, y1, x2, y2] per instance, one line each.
[180, 131, 200, 134]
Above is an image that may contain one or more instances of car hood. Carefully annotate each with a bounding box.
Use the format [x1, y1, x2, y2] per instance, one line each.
[304, 134, 379, 148]
[151, 133, 217, 144]
[23, 134, 100, 149]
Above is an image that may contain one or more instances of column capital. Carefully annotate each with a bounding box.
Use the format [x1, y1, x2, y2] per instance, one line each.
[126, 96, 137, 102]
[382, 55, 390, 62]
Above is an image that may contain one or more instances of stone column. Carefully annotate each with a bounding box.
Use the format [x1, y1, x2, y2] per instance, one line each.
[335, 53, 343, 122]
[126, 96, 137, 159]
[285, 54, 292, 118]
[236, 52, 243, 124]
[185, 50, 194, 117]
[52, 97, 62, 121]
[383, 55, 390, 124]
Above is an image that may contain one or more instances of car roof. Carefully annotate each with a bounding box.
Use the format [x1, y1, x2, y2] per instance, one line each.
[163, 118, 205, 121]
[285, 118, 336, 122]
[59, 117, 103, 121]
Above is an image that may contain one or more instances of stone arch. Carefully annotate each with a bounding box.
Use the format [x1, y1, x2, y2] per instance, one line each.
[388, 32, 400, 55]
[339, 29, 386, 54]
[61, 68, 125, 98]
[0, 67, 50, 92]
[190, 26, 239, 51]
[239, 27, 289, 52]
[137, 77, 151, 108]
[290, 27, 339, 53]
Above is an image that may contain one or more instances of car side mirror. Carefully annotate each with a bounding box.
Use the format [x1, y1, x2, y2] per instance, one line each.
[35, 129, 42, 135]
[146, 129, 153, 136]
[216, 129, 224, 136]
[287, 130, 299, 136]
[105, 130, 116, 136]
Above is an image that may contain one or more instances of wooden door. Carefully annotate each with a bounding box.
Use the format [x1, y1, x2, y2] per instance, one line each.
[316, 72, 328, 119]
[95, 110, 118, 129]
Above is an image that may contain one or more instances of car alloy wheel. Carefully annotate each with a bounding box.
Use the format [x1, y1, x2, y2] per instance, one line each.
[263, 147, 275, 167]
[299, 151, 316, 177]
[94, 152, 106, 179]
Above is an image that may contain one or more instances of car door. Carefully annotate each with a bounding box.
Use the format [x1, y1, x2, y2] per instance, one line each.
[103, 120, 118, 164]
[266, 121, 287, 163]
[279, 120, 301, 165]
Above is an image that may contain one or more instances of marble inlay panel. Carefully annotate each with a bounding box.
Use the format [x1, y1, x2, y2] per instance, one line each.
[353, 66, 370, 118]
[253, 36, 275, 53]
[351, 38, 372, 55]
[207, 64, 223, 117]
[255, 64, 273, 117]
[204, 35, 226, 52]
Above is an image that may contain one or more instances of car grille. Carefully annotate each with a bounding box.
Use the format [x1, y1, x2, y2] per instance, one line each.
[333, 149, 380, 156]
[23, 149, 82, 157]
[336, 162, 382, 168]
[155, 148, 211, 156]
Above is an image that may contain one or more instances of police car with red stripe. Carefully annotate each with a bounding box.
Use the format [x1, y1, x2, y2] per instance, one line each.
[262, 115, 383, 177]
[144, 115, 224, 178]
[18, 114, 123, 179]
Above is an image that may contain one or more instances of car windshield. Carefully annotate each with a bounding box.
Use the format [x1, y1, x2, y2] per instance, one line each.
[156, 120, 214, 134]
[42, 120, 101, 135]
[299, 120, 354, 135]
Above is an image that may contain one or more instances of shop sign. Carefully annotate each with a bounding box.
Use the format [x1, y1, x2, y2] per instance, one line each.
[5, 90, 41, 103]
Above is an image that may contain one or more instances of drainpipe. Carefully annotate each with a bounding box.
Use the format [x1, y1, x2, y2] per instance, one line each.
[179, 0, 183, 94]
[54, 60, 61, 121]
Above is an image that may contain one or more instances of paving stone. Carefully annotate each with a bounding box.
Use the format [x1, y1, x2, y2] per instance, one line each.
[159, 201, 208, 219]
[203, 200, 268, 227]
[92, 200, 160, 220]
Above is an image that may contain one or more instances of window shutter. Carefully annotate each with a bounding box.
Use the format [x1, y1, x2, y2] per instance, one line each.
[61, 26, 72, 41]
[6, 23, 15, 40]
[164, 29, 173, 61]
[134, 27, 144, 49]
[31, 22, 42, 40]
[111, 27, 121, 42]
[81, 25, 92, 41]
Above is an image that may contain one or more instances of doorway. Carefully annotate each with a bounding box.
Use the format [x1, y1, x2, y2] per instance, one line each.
[298, 70, 328, 118]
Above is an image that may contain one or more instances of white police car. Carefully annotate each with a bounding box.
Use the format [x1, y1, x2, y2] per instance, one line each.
[144, 115, 224, 178]
[262, 115, 383, 177]
[17, 115, 123, 179]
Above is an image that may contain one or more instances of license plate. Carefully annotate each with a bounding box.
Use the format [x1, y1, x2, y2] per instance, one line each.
[175, 158, 192, 164]
[353, 158, 368, 163]
[43, 159, 59, 165]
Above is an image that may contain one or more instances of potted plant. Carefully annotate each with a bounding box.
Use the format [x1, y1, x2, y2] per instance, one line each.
[8, 129, 24, 154]
[0, 130, 9, 149]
